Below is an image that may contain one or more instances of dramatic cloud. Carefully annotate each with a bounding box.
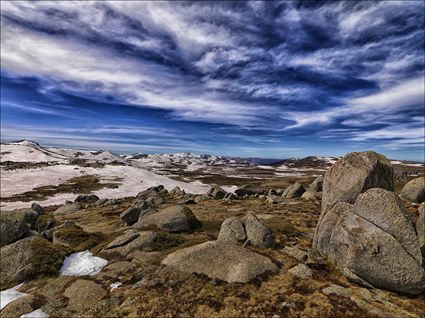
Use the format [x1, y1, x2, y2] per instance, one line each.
[1, 1, 424, 160]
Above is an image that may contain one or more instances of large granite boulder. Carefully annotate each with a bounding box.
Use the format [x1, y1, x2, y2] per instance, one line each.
[132, 205, 201, 232]
[162, 241, 278, 283]
[321, 151, 394, 213]
[53, 202, 81, 216]
[0, 208, 38, 247]
[0, 237, 69, 289]
[217, 214, 274, 248]
[282, 182, 306, 199]
[313, 188, 424, 294]
[400, 177, 425, 203]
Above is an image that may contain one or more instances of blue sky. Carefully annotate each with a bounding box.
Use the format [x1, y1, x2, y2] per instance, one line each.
[1, 1, 424, 161]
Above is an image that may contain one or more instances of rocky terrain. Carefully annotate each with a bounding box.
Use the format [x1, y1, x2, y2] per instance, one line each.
[1, 142, 425, 317]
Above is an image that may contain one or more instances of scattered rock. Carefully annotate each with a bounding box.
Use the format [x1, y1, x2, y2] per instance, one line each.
[74, 194, 100, 203]
[0, 237, 69, 289]
[266, 195, 284, 204]
[53, 202, 81, 216]
[313, 188, 425, 294]
[223, 192, 236, 200]
[101, 231, 158, 257]
[208, 185, 226, 199]
[321, 151, 394, 213]
[145, 194, 165, 206]
[288, 264, 312, 278]
[120, 207, 142, 226]
[309, 176, 323, 192]
[282, 182, 305, 199]
[400, 177, 425, 203]
[105, 230, 140, 249]
[64, 279, 107, 311]
[218, 213, 274, 248]
[301, 190, 321, 201]
[282, 246, 308, 262]
[133, 205, 201, 232]
[169, 186, 185, 197]
[31, 202, 44, 214]
[95, 198, 108, 206]
[235, 185, 264, 196]
[162, 241, 278, 283]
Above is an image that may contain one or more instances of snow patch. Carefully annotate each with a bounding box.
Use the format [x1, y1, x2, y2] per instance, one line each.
[0, 283, 26, 310]
[20, 309, 49, 318]
[110, 281, 123, 291]
[60, 250, 108, 276]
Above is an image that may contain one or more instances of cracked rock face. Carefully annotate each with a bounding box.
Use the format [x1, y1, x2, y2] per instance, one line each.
[217, 213, 274, 248]
[314, 188, 425, 294]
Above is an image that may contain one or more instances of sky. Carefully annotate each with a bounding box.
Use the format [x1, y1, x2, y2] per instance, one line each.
[1, 1, 424, 161]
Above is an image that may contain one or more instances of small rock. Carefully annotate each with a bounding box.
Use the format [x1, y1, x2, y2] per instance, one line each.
[31, 203, 44, 214]
[282, 246, 308, 262]
[288, 264, 312, 278]
[53, 203, 81, 216]
[309, 176, 323, 192]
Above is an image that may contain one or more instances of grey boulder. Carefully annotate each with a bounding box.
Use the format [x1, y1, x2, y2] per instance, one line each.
[208, 185, 226, 199]
[162, 241, 278, 283]
[133, 205, 201, 232]
[301, 190, 322, 201]
[309, 176, 324, 192]
[321, 151, 394, 213]
[217, 213, 274, 248]
[282, 182, 305, 199]
[53, 202, 81, 215]
[400, 177, 425, 203]
[313, 188, 424, 294]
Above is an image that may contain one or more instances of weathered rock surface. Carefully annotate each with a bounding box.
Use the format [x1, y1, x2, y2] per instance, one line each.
[217, 213, 274, 248]
[52, 223, 101, 251]
[282, 182, 305, 199]
[266, 195, 284, 204]
[313, 188, 425, 294]
[309, 176, 323, 192]
[321, 151, 394, 213]
[102, 230, 157, 258]
[0, 237, 68, 289]
[64, 279, 107, 311]
[132, 205, 200, 232]
[53, 202, 81, 215]
[417, 202, 425, 258]
[400, 177, 425, 203]
[162, 241, 278, 283]
[0, 209, 37, 247]
[282, 246, 308, 262]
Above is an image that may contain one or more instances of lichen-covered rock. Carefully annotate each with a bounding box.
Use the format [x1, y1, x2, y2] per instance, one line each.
[282, 182, 306, 199]
[321, 151, 394, 213]
[288, 264, 312, 278]
[0, 209, 38, 247]
[133, 205, 201, 232]
[400, 177, 425, 203]
[313, 188, 424, 294]
[162, 241, 278, 283]
[217, 213, 274, 248]
[0, 237, 69, 289]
